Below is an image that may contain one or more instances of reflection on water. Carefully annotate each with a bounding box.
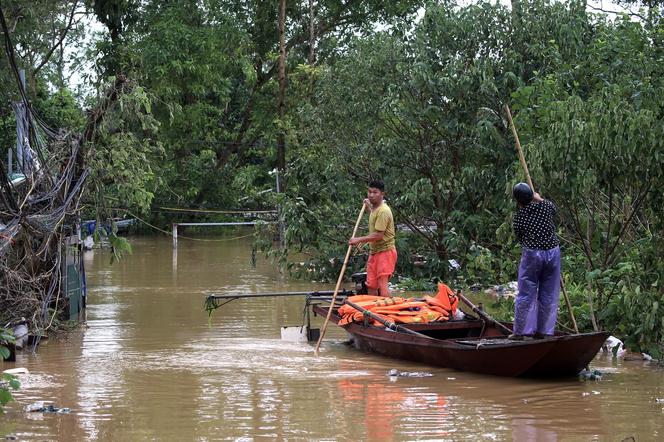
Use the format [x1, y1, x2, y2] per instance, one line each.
[1, 235, 663, 441]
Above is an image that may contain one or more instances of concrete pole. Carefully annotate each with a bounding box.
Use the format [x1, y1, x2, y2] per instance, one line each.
[275, 169, 285, 244]
[172, 223, 178, 248]
[16, 69, 26, 172]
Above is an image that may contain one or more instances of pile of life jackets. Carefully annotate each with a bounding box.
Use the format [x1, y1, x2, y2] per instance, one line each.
[338, 282, 459, 326]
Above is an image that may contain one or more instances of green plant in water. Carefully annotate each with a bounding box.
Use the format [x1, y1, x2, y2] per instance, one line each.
[0, 373, 20, 412]
[1, 328, 20, 412]
[90, 222, 133, 265]
[395, 277, 436, 292]
[108, 231, 133, 265]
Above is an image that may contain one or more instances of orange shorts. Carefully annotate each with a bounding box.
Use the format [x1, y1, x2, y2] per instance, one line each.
[366, 248, 397, 290]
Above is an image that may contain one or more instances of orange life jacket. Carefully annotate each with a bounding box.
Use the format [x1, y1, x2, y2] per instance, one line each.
[337, 283, 459, 327]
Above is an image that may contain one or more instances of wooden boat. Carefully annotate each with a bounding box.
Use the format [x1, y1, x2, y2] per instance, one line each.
[311, 302, 609, 377]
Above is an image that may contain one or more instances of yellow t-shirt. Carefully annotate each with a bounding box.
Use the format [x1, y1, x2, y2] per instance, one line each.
[369, 203, 395, 254]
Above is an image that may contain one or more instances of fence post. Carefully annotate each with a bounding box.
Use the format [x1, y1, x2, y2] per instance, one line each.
[172, 223, 178, 248]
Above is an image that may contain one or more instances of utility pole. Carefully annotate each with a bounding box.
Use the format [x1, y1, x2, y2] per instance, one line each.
[15, 69, 27, 173]
[7, 142, 12, 177]
[274, 168, 285, 246]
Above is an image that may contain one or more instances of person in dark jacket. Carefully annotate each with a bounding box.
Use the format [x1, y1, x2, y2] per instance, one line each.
[510, 182, 560, 340]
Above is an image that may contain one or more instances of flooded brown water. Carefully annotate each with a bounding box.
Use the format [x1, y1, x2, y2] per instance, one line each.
[1, 235, 663, 441]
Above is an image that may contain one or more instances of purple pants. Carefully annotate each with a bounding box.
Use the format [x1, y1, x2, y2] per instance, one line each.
[514, 247, 561, 336]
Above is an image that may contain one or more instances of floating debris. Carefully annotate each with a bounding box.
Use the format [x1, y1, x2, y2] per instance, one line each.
[2, 367, 29, 375]
[484, 281, 518, 299]
[602, 336, 626, 358]
[579, 369, 604, 381]
[387, 369, 433, 378]
[25, 402, 70, 413]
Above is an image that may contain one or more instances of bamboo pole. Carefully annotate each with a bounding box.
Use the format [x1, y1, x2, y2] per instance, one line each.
[314, 204, 366, 354]
[504, 104, 534, 191]
[344, 300, 433, 339]
[457, 291, 513, 335]
[504, 104, 579, 334]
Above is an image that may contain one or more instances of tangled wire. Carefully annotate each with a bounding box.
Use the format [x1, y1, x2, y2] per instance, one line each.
[1, 4, 131, 340]
[0, 130, 86, 336]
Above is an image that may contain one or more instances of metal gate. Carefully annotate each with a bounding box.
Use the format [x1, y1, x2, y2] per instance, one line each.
[63, 235, 86, 321]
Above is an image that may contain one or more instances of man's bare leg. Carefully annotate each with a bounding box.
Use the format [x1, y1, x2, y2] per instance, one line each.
[377, 276, 390, 297]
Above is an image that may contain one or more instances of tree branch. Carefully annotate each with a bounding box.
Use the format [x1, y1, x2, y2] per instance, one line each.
[32, 0, 79, 76]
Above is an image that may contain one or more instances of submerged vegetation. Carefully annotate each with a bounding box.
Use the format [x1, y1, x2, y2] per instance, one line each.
[1, 1, 663, 355]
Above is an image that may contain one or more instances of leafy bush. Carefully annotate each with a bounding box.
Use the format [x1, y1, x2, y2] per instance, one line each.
[395, 277, 436, 292]
[0, 328, 20, 412]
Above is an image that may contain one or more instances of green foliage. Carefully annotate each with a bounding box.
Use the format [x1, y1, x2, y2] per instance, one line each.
[509, 8, 664, 348]
[0, 327, 14, 361]
[486, 296, 516, 323]
[600, 286, 664, 358]
[0, 328, 19, 412]
[0, 373, 20, 412]
[108, 231, 133, 264]
[283, 1, 546, 280]
[4, 0, 664, 350]
[85, 80, 164, 218]
[463, 244, 498, 285]
[34, 87, 86, 131]
[395, 277, 436, 292]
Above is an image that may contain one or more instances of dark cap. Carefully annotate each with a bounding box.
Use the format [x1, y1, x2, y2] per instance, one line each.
[513, 182, 533, 204]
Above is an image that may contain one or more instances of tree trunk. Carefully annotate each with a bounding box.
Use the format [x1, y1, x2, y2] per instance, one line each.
[586, 215, 599, 331]
[277, 0, 287, 189]
[308, 0, 315, 64]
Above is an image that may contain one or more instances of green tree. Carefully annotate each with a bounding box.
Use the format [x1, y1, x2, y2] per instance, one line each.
[98, 0, 426, 212]
[284, 2, 529, 280]
[512, 12, 664, 352]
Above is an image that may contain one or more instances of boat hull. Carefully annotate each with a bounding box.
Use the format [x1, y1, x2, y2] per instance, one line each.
[312, 305, 609, 377]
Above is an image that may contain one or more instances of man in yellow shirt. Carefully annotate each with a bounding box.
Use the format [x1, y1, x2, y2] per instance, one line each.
[349, 180, 397, 296]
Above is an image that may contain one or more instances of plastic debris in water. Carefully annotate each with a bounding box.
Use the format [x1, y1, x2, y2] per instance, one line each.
[25, 402, 71, 413]
[387, 369, 433, 378]
[579, 369, 604, 381]
[602, 336, 626, 358]
[2, 367, 29, 375]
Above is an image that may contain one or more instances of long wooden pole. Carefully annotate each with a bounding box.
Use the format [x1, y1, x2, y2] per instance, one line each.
[504, 104, 534, 191]
[314, 204, 367, 354]
[344, 300, 433, 339]
[457, 291, 513, 335]
[504, 104, 579, 334]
